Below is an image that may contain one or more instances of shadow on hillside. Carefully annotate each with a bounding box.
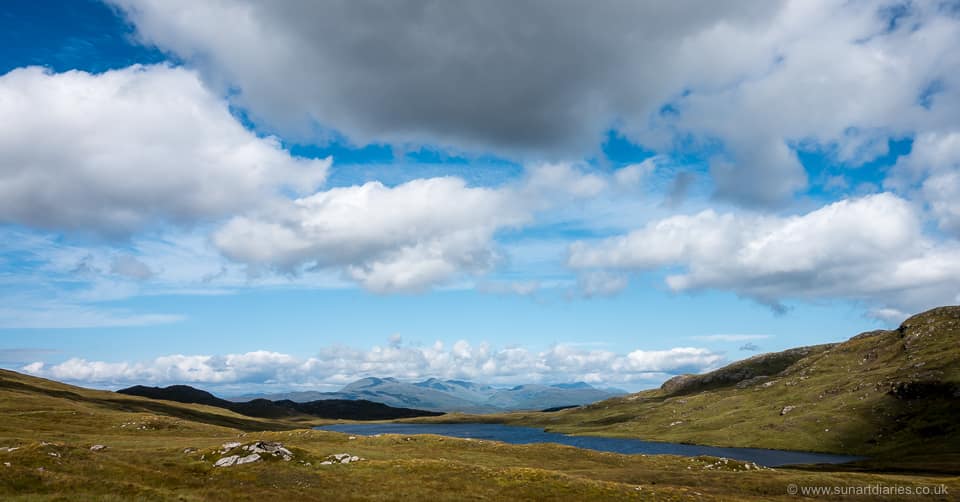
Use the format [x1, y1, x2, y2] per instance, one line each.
[0, 377, 298, 432]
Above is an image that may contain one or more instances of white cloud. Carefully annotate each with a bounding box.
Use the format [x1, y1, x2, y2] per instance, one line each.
[522, 163, 608, 200]
[660, 0, 960, 206]
[213, 163, 611, 292]
[21, 340, 724, 390]
[869, 307, 909, 325]
[889, 131, 960, 237]
[213, 177, 528, 292]
[569, 193, 960, 316]
[0, 65, 328, 235]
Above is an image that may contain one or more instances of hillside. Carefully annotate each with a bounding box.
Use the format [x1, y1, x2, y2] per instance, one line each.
[234, 377, 624, 413]
[491, 306, 960, 462]
[117, 384, 444, 420]
[2, 367, 958, 500]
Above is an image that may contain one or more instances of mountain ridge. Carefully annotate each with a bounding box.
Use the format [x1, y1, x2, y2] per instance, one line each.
[229, 377, 625, 413]
[116, 384, 443, 421]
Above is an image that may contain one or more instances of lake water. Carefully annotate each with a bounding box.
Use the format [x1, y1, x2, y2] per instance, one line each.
[316, 423, 863, 467]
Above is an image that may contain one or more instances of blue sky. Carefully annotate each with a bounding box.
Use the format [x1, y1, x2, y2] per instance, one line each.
[2, 1, 960, 394]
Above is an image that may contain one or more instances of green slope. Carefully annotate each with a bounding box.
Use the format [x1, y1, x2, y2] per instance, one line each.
[498, 306, 960, 461]
[1, 366, 957, 500]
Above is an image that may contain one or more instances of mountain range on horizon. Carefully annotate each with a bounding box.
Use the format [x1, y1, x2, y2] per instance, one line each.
[115, 383, 443, 421]
[227, 377, 628, 413]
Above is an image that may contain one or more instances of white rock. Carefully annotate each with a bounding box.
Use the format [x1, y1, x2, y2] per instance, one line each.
[214, 455, 239, 467]
[90, 445, 107, 452]
[221, 442, 242, 451]
[236, 453, 261, 465]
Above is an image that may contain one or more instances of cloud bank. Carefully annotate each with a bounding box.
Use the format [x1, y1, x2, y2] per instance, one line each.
[111, 0, 960, 207]
[570, 193, 960, 315]
[21, 340, 725, 391]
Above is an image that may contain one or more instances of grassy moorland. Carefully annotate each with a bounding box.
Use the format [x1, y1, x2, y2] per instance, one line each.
[0, 369, 956, 500]
[1, 307, 959, 500]
[410, 307, 960, 475]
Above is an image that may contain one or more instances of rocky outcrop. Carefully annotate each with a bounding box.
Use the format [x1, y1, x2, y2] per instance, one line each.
[214, 455, 240, 467]
[213, 441, 294, 467]
[659, 344, 835, 397]
[319, 452, 363, 465]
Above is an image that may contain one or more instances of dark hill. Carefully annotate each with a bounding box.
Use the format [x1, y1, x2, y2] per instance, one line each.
[117, 385, 443, 420]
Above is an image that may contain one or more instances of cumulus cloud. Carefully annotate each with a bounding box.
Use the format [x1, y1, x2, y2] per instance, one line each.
[213, 163, 609, 292]
[111, 0, 779, 161]
[569, 193, 960, 316]
[213, 177, 525, 292]
[657, 1, 960, 206]
[889, 131, 960, 237]
[0, 65, 328, 235]
[111, 1, 960, 207]
[21, 340, 724, 390]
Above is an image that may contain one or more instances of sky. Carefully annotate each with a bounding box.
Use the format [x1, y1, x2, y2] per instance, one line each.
[2, 0, 960, 395]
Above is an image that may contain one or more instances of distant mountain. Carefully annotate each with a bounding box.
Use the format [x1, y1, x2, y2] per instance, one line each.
[232, 378, 626, 413]
[486, 383, 621, 411]
[117, 384, 443, 420]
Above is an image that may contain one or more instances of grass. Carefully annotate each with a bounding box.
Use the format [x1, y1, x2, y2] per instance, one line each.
[0, 369, 957, 500]
[1, 307, 959, 499]
[407, 307, 960, 472]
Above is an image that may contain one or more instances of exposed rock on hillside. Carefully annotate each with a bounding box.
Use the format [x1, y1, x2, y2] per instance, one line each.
[320, 453, 364, 465]
[660, 344, 834, 396]
[213, 441, 295, 467]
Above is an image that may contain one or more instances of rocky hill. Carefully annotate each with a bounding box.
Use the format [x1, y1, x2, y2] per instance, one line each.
[509, 306, 960, 460]
[117, 384, 443, 420]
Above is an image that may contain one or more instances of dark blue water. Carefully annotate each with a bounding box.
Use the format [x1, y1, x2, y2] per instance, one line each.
[316, 423, 863, 467]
